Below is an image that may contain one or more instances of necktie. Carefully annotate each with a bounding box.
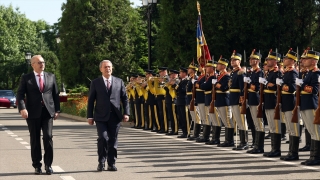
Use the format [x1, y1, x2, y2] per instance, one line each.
[38, 74, 44, 92]
[107, 80, 110, 90]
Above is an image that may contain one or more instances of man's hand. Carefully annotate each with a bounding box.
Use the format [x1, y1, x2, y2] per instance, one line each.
[20, 109, 28, 119]
[267, 82, 275, 87]
[195, 83, 199, 88]
[123, 115, 129, 122]
[88, 119, 94, 125]
[215, 83, 221, 89]
[54, 113, 59, 120]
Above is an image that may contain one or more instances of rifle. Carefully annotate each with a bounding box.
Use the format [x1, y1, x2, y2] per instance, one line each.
[241, 50, 248, 114]
[314, 76, 320, 124]
[257, 51, 264, 119]
[209, 73, 216, 113]
[291, 47, 300, 123]
[274, 48, 281, 120]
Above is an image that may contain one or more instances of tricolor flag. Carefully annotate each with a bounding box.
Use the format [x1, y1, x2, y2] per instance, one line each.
[196, 2, 211, 66]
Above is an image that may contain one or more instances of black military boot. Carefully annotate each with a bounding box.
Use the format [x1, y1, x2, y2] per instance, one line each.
[233, 130, 249, 150]
[218, 128, 234, 147]
[196, 125, 210, 143]
[299, 129, 311, 151]
[206, 126, 221, 145]
[264, 133, 281, 157]
[187, 123, 201, 140]
[281, 136, 299, 161]
[247, 131, 264, 154]
[304, 140, 320, 166]
[301, 139, 315, 165]
[249, 128, 256, 148]
[265, 131, 271, 139]
[281, 123, 287, 141]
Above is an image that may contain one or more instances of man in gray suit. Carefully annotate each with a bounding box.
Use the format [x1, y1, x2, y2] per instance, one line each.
[17, 55, 60, 175]
[87, 60, 130, 171]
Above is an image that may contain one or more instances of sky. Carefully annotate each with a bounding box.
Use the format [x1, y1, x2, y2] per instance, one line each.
[0, 0, 142, 25]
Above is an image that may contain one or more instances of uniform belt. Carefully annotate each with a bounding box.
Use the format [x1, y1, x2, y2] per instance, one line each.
[216, 90, 230, 93]
[301, 91, 312, 95]
[187, 92, 193, 95]
[229, 89, 241, 92]
[204, 91, 211, 94]
[281, 91, 295, 95]
[248, 89, 258, 93]
[264, 90, 276, 94]
[196, 89, 205, 92]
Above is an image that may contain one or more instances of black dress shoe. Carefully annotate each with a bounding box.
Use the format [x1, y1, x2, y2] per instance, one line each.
[177, 134, 187, 138]
[151, 129, 159, 132]
[166, 132, 178, 135]
[157, 130, 168, 134]
[45, 166, 53, 175]
[34, 167, 42, 175]
[107, 164, 117, 171]
[97, 163, 105, 171]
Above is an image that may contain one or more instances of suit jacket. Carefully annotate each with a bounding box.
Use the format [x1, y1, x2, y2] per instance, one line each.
[17, 72, 60, 119]
[87, 76, 130, 122]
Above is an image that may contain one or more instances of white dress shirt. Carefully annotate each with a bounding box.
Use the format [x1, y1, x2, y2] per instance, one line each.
[34, 71, 45, 89]
[102, 76, 112, 89]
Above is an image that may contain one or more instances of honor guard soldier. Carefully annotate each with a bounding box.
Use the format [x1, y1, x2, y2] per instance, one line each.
[278, 48, 300, 161]
[228, 51, 249, 150]
[195, 66, 211, 143]
[144, 70, 157, 130]
[246, 49, 265, 154]
[154, 67, 169, 133]
[127, 74, 137, 128]
[165, 70, 179, 135]
[187, 63, 200, 140]
[259, 50, 282, 157]
[148, 72, 161, 132]
[134, 74, 146, 129]
[172, 67, 190, 138]
[299, 60, 312, 152]
[213, 57, 234, 147]
[296, 50, 320, 166]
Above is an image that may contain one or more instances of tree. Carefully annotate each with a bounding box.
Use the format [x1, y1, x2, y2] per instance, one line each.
[59, 0, 148, 87]
[0, 5, 56, 90]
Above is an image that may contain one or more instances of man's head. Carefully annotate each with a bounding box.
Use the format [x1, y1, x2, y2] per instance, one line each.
[179, 68, 188, 78]
[265, 50, 281, 68]
[100, 60, 113, 78]
[187, 63, 198, 75]
[301, 50, 320, 68]
[230, 51, 242, 68]
[217, 58, 228, 72]
[249, 49, 262, 67]
[31, 55, 45, 73]
[204, 60, 216, 74]
[169, 70, 179, 79]
[145, 69, 153, 78]
[158, 67, 168, 77]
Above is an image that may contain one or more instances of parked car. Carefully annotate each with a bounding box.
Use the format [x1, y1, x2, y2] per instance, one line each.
[0, 90, 17, 108]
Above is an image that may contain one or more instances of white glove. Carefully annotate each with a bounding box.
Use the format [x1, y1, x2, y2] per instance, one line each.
[212, 79, 217, 85]
[295, 78, 303, 86]
[276, 78, 283, 86]
[259, 77, 268, 85]
[243, 77, 251, 84]
[318, 76, 320, 83]
[192, 79, 196, 84]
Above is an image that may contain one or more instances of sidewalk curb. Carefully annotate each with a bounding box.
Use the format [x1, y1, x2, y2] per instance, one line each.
[59, 113, 134, 127]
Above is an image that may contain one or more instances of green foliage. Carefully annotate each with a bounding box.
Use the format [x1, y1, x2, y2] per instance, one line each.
[59, 0, 148, 87]
[155, 0, 320, 67]
[67, 85, 89, 95]
[0, 5, 58, 91]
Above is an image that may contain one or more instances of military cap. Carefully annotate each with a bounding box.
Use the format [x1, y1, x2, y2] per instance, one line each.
[131, 74, 138, 78]
[205, 60, 217, 67]
[284, 48, 298, 61]
[158, 67, 168, 71]
[179, 67, 188, 73]
[169, 69, 179, 74]
[266, 49, 281, 62]
[217, 57, 229, 66]
[301, 50, 320, 60]
[145, 69, 154, 74]
[138, 74, 146, 77]
[230, 50, 242, 61]
[249, 49, 262, 60]
[188, 63, 199, 71]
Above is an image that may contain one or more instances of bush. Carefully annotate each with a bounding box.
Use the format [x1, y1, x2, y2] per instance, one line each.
[61, 96, 88, 117]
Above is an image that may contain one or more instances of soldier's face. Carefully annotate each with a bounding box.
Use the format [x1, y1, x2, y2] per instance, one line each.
[303, 58, 317, 67]
[249, 58, 259, 66]
[159, 70, 167, 77]
[266, 59, 276, 68]
[180, 72, 187, 78]
[283, 58, 293, 67]
[217, 64, 225, 71]
[301, 58, 309, 67]
[231, 59, 240, 67]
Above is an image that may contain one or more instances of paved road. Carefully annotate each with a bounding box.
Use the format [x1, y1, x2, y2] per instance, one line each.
[0, 108, 319, 180]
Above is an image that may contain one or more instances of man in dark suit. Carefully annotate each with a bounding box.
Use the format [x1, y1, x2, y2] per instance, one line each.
[17, 55, 60, 175]
[87, 60, 130, 171]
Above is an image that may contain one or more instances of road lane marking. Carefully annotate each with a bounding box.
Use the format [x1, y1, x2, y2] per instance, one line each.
[281, 161, 296, 165]
[52, 166, 65, 172]
[25, 146, 30, 149]
[15, 138, 23, 140]
[302, 166, 319, 170]
[10, 135, 17, 137]
[60, 176, 76, 180]
[20, 142, 29, 145]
